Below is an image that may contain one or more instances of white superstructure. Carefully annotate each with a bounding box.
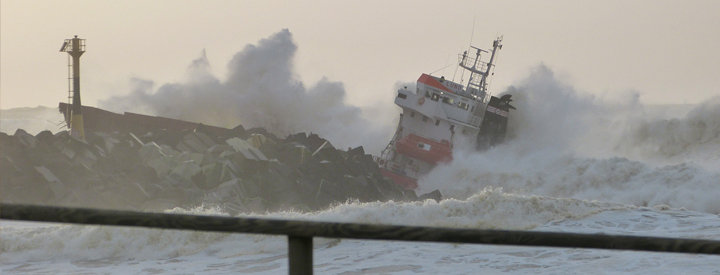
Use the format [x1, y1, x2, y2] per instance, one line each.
[378, 37, 513, 189]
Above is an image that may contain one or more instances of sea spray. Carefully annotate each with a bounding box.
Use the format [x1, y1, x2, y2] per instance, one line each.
[3, 65, 720, 273]
[615, 95, 720, 164]
[419, 66, 720, 213]
[100, 30, 393, 153]
[0, 106, 64, 135]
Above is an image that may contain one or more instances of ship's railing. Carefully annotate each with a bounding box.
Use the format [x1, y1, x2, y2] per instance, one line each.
[2, 203, 719, 275]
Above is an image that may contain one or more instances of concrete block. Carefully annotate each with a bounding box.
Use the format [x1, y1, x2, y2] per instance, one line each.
[226, 137, 268, 161]
[34, 166, 67, 198]
[14, 129, 38, 148]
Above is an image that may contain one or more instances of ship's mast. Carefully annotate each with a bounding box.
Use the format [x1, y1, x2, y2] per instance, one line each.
[479, 37, 502, 95]
[459, 36, 503, 100]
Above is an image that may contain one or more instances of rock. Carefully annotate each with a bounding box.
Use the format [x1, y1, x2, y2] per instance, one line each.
[179, 131, 217, 153]
[226, 137, 268, 161]
[14, 129, 38, 148]
[246, 133, 267, 148]
[231, 124, 247, 137]
[34, 166, 67, 199]
[36, 130, 55, 144]
[348, 146, 365, 156]
[418, 189, 442, 202]
[1, 115, 416, 212]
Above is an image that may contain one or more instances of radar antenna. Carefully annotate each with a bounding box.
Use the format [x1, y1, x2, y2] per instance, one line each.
[459, 36, 503, 101]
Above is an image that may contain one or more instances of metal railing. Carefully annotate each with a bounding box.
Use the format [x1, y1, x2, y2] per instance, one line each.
[2, 203, 719, 275]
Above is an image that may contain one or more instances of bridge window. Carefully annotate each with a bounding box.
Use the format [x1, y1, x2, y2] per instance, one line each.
[397, 93, 407, 99]
[442, 97, 455, 105]
[431, 93, 440, 101]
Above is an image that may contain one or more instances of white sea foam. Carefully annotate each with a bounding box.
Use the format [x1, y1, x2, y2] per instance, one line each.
[3, 196, 719, 274]
[263, 188, 624, 230]
[0, 189, 617, 265]
[420, 66, 720, 213]
[2, 40, 720, 274]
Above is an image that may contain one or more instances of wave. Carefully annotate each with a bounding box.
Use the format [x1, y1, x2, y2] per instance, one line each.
[420, 65, 720, 213]
[1, 189, 621, 263]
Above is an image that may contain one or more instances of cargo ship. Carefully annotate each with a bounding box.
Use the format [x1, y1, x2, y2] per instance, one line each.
[377, 37, 514, 190]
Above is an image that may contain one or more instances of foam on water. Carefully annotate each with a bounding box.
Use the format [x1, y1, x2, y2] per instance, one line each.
[3, 198, 719, 274]
[421, 150, 720, 213]
[420, 66, 720, 213]
[2, 62, 719, 273]
[0, 189, 620, 263]
[263, 188, 625, 230]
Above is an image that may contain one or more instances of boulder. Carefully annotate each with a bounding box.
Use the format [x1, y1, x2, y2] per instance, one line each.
[1, 117, 421, 212]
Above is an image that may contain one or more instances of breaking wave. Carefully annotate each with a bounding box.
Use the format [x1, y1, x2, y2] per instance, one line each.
[420, 65, 720, 213]
[2, 55, 719, 274]
[265, 188, 623, 230]
[1, 188, 621, 263]
[100, 29, 392, 153]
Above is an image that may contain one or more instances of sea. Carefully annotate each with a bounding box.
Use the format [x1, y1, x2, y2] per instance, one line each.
[2, 70, 720, 274]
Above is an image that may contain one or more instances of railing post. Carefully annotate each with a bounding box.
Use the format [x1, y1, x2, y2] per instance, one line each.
[288, 235, 313, 275]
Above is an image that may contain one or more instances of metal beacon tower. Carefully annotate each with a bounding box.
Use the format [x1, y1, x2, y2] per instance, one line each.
[60, 35, 86, 140]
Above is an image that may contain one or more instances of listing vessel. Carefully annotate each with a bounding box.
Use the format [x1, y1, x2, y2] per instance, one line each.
[377, 37, 514, 190]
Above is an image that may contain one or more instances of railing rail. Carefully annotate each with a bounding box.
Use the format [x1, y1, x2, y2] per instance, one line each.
[2, 203, 720, 274]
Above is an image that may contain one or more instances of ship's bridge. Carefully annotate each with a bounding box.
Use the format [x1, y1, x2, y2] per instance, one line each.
[418, 74, 464, 94]
[395, 74, 486, 128]
[416, 74, 484, 100]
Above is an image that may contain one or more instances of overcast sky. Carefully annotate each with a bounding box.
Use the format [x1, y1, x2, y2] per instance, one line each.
[1, 0, 719, 110]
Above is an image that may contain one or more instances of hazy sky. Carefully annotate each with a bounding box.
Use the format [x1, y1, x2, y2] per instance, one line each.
[1, 0, 719, 110]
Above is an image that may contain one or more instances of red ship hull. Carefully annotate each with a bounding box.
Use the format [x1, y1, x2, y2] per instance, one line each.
[380, 168, 418, 190]
[395, 134, 452, 165]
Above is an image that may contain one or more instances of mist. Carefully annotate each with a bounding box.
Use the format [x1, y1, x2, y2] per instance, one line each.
[420, 65, 720, 213]
[100, 29, 394, 153]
